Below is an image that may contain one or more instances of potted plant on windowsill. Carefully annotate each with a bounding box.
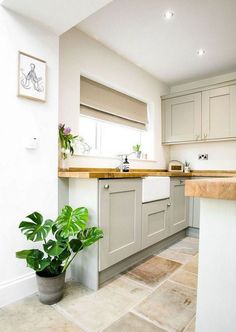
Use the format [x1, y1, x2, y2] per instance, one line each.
[133, 144, 142, 159]
[16, 205, 103, 305]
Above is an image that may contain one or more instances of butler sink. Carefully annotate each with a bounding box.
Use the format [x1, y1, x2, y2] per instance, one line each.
[142, 176, 170, 203]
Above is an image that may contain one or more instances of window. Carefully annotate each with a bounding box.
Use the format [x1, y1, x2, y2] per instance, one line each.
[79, 115, 148, 157]
[79, 76, 150, 158]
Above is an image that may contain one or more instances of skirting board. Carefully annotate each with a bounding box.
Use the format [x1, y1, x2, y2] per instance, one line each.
[186, 227, 199, 238]
[0, 272, 37, 308]
[99, 230, 186, 285]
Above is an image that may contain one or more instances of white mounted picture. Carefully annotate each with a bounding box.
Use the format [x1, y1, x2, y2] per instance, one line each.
[18, 51, 46, 102]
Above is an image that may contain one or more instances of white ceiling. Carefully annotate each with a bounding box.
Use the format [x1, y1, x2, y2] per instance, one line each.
[77, 0, 236, 85]
[2, 0, 113, 35]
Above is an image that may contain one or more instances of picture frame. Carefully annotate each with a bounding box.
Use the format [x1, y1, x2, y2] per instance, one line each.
[18, 51, 47, 102]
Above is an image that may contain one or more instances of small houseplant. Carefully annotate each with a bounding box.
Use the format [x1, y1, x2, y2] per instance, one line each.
[16, 205, 103, 304]
[58, 124, 78, 169]
[58, 123, 91, 169]
[133, 144, 142, 159]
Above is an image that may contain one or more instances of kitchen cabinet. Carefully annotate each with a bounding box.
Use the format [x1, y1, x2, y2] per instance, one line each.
[189, 197, 200, 229]
[99, 179, 142, 271]
[162, 83, 236, 144]
[162, 93, 202, 143]
[202, 85, 236, 140]
[169, 179, 188, 234]
[142, 199, 170, 249]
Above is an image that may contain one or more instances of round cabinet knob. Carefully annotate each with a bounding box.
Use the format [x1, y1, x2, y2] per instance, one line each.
[104, 184, 110, 189]
[167, 203, 171, 207]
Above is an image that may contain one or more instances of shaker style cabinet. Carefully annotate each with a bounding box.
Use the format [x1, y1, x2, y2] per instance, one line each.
[162, 83, 236, 144]
[169, 179, 188, 234]
[188, 197, 200, 229]
[98, 179, 142, 271]
[142, 199, 170, 249]
[202, 85, 236, 140]
[162, 93, 202, 143]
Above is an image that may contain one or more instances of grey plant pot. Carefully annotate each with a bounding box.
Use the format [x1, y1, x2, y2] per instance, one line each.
[136, 151, 142, 159]
[36, 271, 66, 305]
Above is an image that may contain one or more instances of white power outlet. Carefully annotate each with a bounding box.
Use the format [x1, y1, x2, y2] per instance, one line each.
[198, 154, 208, 160]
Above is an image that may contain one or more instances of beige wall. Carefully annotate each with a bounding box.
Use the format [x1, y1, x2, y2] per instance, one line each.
[0, 7, 59, 306]
[59, 28, 170, 169]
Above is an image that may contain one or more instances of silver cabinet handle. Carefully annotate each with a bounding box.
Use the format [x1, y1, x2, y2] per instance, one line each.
[104, 184, 110, 189]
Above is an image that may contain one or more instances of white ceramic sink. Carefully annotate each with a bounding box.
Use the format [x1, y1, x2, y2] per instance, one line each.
[142, 176, 170, 203]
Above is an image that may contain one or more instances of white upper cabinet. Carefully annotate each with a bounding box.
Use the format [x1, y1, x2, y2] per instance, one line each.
[202, 85, 236, 140]
[162, 93, 202, 143]
[162, 83, 236, 144]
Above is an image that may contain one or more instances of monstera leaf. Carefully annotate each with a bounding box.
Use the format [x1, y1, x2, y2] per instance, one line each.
[19, 212, 52, 242]
[69, 238, 83, 253]
[43, 239, 67, 256]
[55, 206, 88, 238]
[77, 227, 104, 249]
[16, 249, 51, 272]
[16, 249, 33, 259]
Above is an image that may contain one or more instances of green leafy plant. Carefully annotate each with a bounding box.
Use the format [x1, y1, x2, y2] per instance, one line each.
[59, 124, 78, 160]
[133, 144, 141, 152]
[16, 206, 103, 277]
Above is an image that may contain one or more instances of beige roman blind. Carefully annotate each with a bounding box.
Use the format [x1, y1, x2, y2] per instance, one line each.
[80, 76, 148, 130]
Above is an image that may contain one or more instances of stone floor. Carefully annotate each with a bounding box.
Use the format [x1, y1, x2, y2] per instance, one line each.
[0, 237, 198, 332]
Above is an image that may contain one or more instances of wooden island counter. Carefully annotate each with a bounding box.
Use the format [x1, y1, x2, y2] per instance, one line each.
[185, 177, 236, 332]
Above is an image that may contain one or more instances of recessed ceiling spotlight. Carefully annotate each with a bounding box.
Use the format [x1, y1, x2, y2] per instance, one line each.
[197, 49, 206, 56]
[163, 11, 174, 20]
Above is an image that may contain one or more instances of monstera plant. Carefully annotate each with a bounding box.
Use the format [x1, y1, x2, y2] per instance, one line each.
[16, 205, 103, 304]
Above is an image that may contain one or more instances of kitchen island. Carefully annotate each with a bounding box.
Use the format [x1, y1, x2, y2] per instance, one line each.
[185, 178, 236, 332]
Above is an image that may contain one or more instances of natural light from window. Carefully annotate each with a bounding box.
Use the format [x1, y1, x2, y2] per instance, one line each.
[79, 115, 149, 158]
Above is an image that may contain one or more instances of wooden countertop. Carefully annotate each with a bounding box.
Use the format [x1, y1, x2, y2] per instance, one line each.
[185, 177, 236, 201]
[58, 168, 236, 179]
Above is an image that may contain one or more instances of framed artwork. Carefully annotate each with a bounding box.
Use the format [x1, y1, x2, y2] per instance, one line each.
[18, 51, 46, 102]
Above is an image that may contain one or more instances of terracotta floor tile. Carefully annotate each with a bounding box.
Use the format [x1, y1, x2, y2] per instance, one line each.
[184, 237, 199, 244]
[134, 280, 196, 332]
[157, 248, 193, 264]
[102, 312, 166, 332]
[184, 317, 196, 331]
[0, 296, 83, 332]
[1, 237, 199, 332]
[183, 255, 198, 275]
[124, 255, 181, 288]
[55, 276, 150, 332]
[170, 269, 198, 289]
[169, 239, 199, 256]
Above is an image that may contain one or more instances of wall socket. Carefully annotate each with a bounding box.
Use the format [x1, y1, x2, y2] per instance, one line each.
[198, 153, 208, 160]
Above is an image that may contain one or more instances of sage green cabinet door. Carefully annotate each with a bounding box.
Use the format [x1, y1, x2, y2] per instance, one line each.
[162, 93, 202, 143]
[202, 85, 236, 140]
[188, 196, 200, 229]
[170, 179, 188, 234]
[99, 179, 142, 271]
[192, 197, 200, 228]
[142, 199, 170, 249]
